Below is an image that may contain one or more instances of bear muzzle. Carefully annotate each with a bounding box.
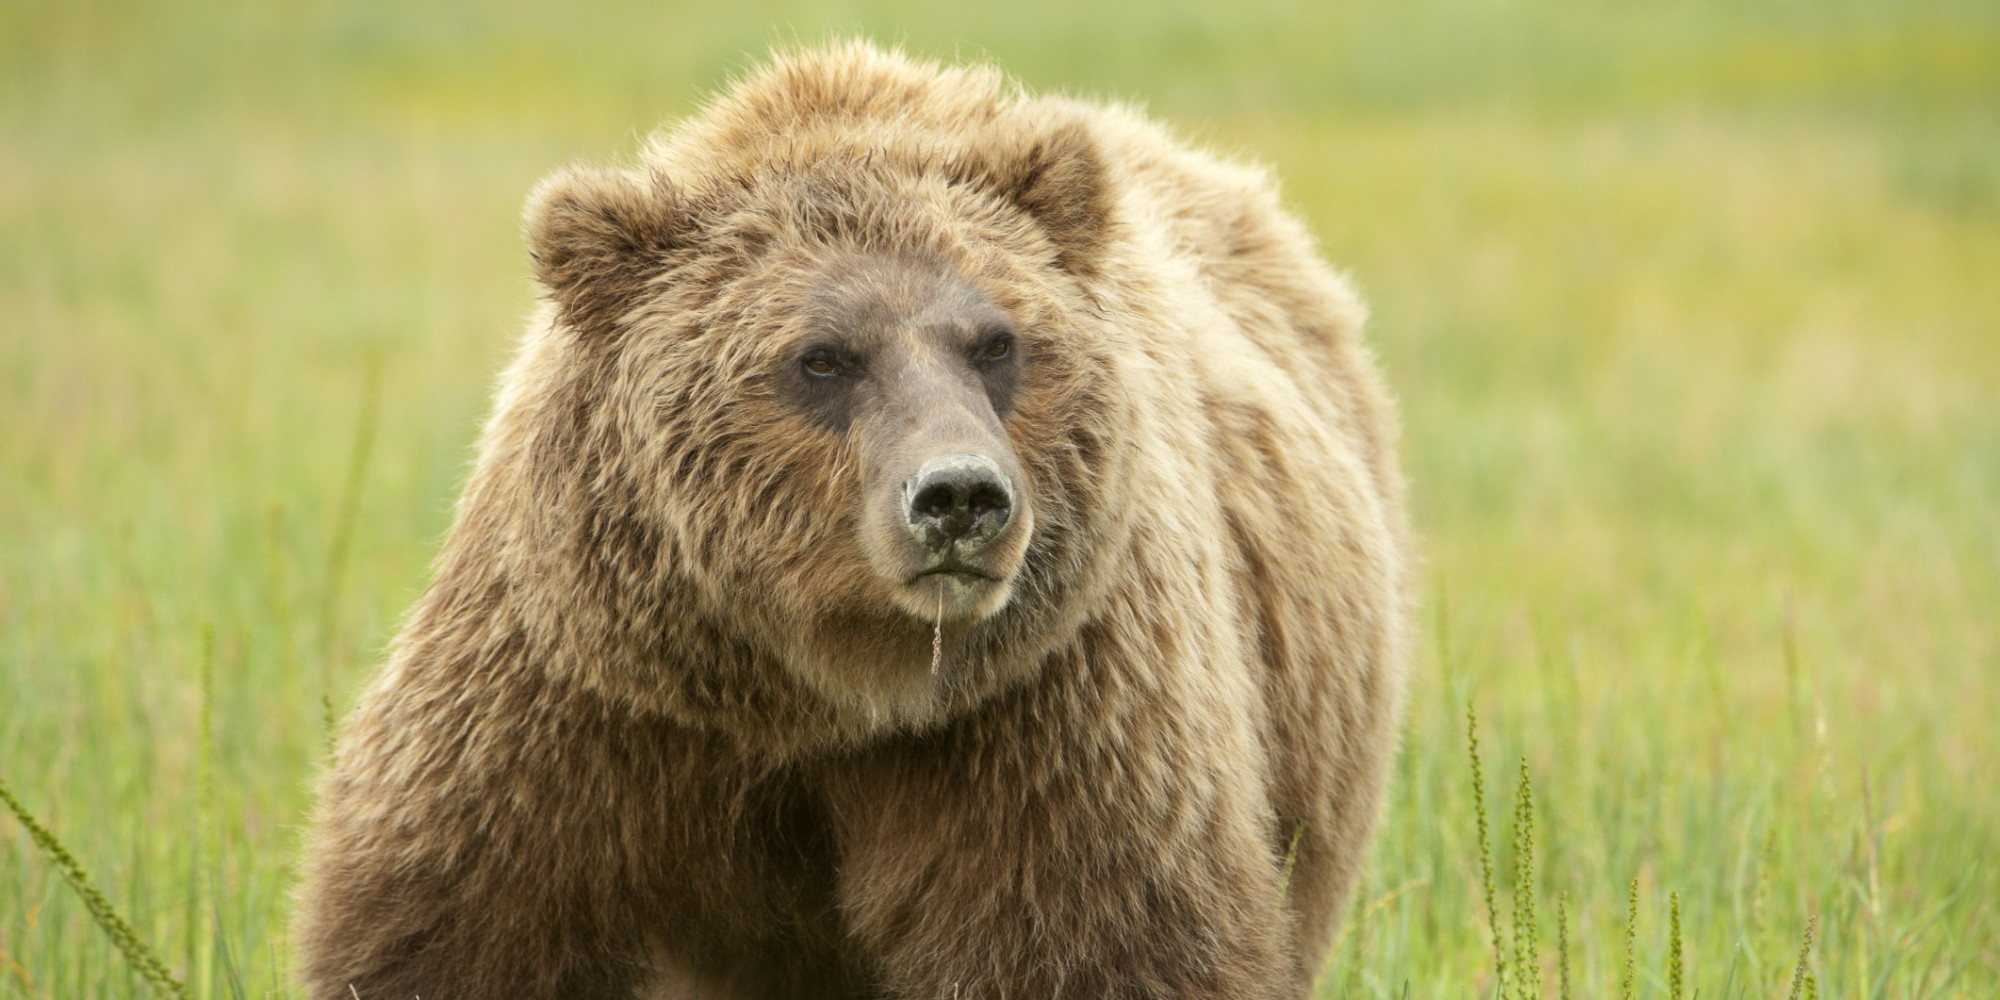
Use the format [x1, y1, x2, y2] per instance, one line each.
[902, 453, 1015, 562]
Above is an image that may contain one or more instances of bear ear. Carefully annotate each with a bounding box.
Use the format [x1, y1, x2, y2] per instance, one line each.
[975, 119, 1115, 278]
[524, 164, 692, 337]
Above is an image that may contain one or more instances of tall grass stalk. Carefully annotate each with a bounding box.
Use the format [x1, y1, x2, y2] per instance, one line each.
[1668, 890, 1684, 1000]
[1467, 704, 1509, 997]
[1786, 916, 1818, 1000]
[1556, 892, 1571, 1000]
[1277, 823, 1305, 905]
[0, 777, 190, 1000]
[1511, 759, 1539, 1000]
[197, 623, 216, 1000]
[321, 351, 382, 672]
[264, 505, 296, 680]
[1750, 826, 1775, 969]
[1622, 878, 1639, 1000]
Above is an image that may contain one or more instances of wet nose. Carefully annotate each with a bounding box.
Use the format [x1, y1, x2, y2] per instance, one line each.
[904, 454, 1015, 554]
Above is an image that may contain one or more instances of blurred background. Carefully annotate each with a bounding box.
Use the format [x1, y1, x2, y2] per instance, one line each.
[3, 1, 1996, 997]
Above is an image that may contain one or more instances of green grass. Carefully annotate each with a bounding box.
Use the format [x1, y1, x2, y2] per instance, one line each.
[4, 1, 1997, 996]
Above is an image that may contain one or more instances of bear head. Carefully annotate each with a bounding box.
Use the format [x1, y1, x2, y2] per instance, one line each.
[482, 47, 1144, 748]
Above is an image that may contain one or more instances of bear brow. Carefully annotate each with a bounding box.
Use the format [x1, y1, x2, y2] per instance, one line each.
[810, 255, 999, 343]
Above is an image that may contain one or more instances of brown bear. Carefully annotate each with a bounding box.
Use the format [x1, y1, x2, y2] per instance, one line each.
[295, 40, 1410, 1000]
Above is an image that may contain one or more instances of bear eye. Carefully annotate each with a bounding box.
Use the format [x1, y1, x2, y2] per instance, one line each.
[802, 352, 842, 377]
[981, 337, 1012, 362]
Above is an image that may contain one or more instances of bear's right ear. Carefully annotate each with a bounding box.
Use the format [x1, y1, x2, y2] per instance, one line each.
[524, 165, 691, 337]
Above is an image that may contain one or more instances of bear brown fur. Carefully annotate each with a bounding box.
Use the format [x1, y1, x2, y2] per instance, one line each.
[295, 40, 1411, 1000]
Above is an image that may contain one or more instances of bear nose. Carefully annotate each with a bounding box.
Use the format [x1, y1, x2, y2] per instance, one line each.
[904, 454, 1015, 555]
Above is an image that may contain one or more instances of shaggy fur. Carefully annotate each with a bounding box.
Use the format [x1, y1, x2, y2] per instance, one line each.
[295, 41, 1411, 1000]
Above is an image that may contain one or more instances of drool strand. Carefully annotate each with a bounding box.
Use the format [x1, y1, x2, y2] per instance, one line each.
[931, 587, 944, 675]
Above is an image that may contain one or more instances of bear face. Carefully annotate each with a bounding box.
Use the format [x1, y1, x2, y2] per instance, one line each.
[515, 130, 1135, 739]
[790, 251, 1032, 619]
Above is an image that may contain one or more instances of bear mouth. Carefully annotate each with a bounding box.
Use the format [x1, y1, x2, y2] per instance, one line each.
[902, 564, 1008, 631]
[908, 561, 998, 585]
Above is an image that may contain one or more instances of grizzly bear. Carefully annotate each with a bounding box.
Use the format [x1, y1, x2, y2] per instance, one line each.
[295, 40, 1410, 1000]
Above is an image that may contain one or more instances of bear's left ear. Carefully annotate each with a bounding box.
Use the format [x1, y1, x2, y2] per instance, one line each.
[524, 165, 692, 337]
[972, 118, 1116, 278]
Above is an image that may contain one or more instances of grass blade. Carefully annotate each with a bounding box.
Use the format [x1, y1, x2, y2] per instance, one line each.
[0, 777, 190, 1000]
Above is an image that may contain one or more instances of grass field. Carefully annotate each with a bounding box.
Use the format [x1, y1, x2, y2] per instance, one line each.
[3, 1, 1997, 996]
